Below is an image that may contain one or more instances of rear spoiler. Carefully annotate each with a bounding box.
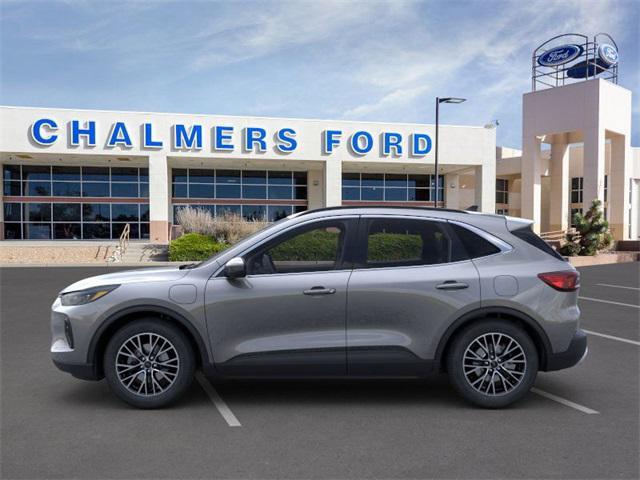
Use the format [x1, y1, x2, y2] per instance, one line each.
[504, 216, 534, 232]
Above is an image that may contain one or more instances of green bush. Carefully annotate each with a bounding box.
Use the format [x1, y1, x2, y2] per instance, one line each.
[368, 233, 422, 261]
[169, 233, 229, 262]
[271, 229, 338, 261]
[559, 199, 613, 256]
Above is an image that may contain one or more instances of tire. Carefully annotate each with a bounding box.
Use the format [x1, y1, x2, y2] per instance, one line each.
[446, 319, 538, 408]
[104, 318, 195, 409]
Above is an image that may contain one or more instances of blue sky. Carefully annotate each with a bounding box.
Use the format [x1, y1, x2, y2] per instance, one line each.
[1, 0, 638, 148]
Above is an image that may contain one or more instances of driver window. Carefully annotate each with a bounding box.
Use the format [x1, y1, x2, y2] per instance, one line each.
[247, 222, 346, 275]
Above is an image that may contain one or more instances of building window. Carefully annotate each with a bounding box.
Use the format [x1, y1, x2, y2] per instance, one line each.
[604, 175, 608, 203]
[341, 173, 444, 203]
[496, 208, 509, 215]
[2, 164, 149, 240]
[570, 177, 583, 203]
[496, 178, 508, 204]
[171, 168, 307, 222]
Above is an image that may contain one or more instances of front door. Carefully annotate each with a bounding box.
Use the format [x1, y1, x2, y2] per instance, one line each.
[346, 216, 481, 376]
[205, 217, 357, 376]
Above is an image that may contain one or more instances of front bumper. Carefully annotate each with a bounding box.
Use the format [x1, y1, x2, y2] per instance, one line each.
[545, 329, 588, 371]
[52, 359, 101, 380]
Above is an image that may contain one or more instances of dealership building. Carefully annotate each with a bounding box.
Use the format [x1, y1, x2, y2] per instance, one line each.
[0, 35, 638, 244]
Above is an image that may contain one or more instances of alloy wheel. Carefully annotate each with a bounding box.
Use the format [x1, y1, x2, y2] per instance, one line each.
[462, 332, 527, 396]
[115, 332, 180, 396]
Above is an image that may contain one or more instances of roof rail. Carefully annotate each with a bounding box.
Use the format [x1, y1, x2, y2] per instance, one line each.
[295, 205, 470, 217]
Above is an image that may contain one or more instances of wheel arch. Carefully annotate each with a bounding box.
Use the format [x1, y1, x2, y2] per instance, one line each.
[88, 305, 210, 378]
[435, 307, 552, 372]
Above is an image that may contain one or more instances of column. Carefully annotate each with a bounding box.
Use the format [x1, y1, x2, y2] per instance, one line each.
[549, 134, 570, 232]
[474, 163, 495, 214]
[609, 134, 631, 240]
[582, 126, 605, 213]
[0, 168, 4, 240]
[323, 159, 342, 207]
[445, 173, 460, 209]
[148, 153, 170, 244]
[521, 135, 543, 232]
[307, 169, 324, 210]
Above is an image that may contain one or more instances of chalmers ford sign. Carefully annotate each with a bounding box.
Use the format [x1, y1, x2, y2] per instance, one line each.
[29, 118, 434, 157]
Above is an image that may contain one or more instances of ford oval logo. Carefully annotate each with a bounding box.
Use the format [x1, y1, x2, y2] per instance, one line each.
[538, 44, 583, 67]
[598, 44, 618, 66]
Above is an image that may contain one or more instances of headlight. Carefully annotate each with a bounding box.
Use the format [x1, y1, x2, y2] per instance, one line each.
[60, 285, 119, 306]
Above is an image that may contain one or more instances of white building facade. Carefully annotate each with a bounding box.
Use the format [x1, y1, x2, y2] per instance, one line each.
[0, 106, 496, 243]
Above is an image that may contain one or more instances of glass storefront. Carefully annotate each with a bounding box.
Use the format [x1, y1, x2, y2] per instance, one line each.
[342, 173, 445, 203]
[2, 164, 149, 239]
[171, 168, 308, 222]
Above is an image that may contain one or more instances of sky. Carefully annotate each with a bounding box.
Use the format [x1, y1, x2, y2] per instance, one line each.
[1, 0, 638, 148]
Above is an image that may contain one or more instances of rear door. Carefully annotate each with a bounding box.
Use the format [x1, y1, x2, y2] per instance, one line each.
[346, 215, 481, 376]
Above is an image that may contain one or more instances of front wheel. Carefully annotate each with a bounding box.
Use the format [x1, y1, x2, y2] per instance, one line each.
[446, 320, 538, 408]
[104, 319, 195, 408]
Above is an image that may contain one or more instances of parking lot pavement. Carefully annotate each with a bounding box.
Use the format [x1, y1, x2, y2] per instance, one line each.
[1, 263, 638, 479]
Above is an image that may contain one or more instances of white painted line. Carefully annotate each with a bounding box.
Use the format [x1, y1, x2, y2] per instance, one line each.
[595, 283, 640, 291]
[195, 371, 241, 427]
[583, 329, 640, 347]
[531, 388, 599, 415]
[579, 296, 640, 309]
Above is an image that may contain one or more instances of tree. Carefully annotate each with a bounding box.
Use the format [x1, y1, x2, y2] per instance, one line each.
[559, 199, 613, 256]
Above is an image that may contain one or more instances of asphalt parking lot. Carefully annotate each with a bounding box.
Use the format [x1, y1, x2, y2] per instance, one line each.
[1, 263, 638, 479]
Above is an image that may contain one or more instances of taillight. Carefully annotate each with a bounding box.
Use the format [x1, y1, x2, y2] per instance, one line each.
[538, 271, 580, 292]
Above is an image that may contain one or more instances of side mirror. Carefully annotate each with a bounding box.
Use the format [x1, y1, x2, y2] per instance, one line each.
[224, 257, 246, 279]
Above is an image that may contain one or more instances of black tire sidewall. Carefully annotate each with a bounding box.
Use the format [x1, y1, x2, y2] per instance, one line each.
[104, 318, 195, 409]
[447, 320, 539, 408]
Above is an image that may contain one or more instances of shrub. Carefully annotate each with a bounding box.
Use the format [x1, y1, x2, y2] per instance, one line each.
[559, 199, 613, 256]
[169, 233, 229, 262]
[175, 207, 268, 244]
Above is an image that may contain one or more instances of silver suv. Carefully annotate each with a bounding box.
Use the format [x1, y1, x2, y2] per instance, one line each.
[51, 207, 587, 409]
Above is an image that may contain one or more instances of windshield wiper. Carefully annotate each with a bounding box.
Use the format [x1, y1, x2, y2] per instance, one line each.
[179, 263, 198, 270]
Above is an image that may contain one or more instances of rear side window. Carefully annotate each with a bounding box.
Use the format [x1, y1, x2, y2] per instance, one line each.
[448, 223, 501, 260]
[511, 226, 566, 261]
[363, 218, 452, 268]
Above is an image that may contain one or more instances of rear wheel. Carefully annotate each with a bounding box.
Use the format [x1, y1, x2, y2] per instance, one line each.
[446, 320, 538, 408]
[104, 319, 195, 408]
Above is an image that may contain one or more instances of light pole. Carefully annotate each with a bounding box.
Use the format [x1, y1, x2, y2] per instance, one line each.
[435, 97, 466, 208]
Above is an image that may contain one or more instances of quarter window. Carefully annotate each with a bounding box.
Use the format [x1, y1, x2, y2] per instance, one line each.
[247, 222, 346, 275]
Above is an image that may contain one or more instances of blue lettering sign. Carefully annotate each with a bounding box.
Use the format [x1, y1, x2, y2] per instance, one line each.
[244, 127, 267, 152]
[173, 124, 202, 150]
[323, 130, 342, 154]
[107, 122, 132, 148]
[275, 128, 297, 153]
[30, 118, 58, 145]
[411, 133, 432, 156]
[383, 132, 403, 156]
[214, 126, 234, 151]
[598, 44, 618, 66]
[143, 123, 163, 148]
[71, 120, 96, 147]
[350, 131, 373, 155]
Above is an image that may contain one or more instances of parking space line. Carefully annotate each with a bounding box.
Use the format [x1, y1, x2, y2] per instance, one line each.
[531, 388, 599, 415]
[583, 329, 640, 347]
[195, 371, 242, 427]
[596, 283, 640, 291]
[579, 296, 640, 309]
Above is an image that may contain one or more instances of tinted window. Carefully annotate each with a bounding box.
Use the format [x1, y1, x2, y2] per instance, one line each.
[247, 222, 345, 275]
[511, 226, 565, 261]
[364, 218, 451, 267]
[447, 224, 501, 259]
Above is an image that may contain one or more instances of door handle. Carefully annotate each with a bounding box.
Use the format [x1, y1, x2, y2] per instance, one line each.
[436, 281, 469, 290]
[303, 286, 337, 296]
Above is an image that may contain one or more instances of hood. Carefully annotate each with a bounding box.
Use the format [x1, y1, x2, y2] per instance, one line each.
[60, 267, 190, 293]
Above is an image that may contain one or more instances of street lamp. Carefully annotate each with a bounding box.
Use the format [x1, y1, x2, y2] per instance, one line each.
[435, 97, 466, 208]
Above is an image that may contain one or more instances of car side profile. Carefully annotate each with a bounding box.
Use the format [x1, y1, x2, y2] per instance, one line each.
[51, 207, 587, 409]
